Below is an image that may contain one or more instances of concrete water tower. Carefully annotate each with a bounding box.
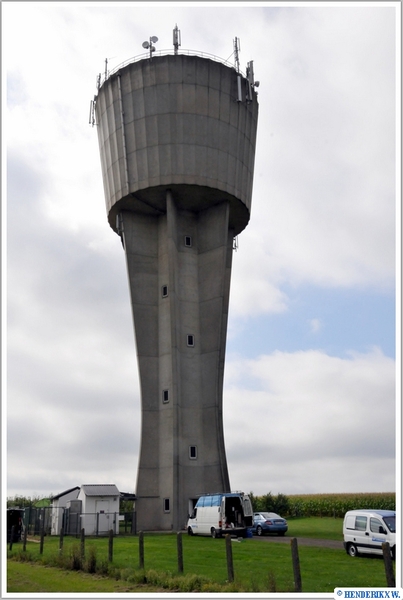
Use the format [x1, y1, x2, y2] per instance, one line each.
[93, 31, 259, 531]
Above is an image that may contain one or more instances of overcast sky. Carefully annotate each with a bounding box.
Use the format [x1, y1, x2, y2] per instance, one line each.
[3, 2, 400, 501]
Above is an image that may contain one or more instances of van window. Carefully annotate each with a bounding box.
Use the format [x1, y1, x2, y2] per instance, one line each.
[345, 515, 356, 530]
[370, 518, 384, 534]
[195, 497, 204, 508]
[383, 516, 395, 532]
[355, 516, 367, 531]
[243, 496, 253, 516]
[204, 496, 212, 507]
[211, 495, 221, 507]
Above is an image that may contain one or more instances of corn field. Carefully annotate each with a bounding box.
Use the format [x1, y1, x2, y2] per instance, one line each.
[250, 492, 395, 518]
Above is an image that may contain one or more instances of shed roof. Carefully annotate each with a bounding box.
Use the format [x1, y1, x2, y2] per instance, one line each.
[51, 486, 80, 501]
[81, 484, 120, 497]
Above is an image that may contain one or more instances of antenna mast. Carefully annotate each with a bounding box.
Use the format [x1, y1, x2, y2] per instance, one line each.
[234, 37, 241, 72]
[234, 37, 242, 102]
[173, 24, 181, 55]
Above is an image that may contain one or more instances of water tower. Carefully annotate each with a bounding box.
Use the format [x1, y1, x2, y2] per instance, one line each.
[93, 30, 259, 531]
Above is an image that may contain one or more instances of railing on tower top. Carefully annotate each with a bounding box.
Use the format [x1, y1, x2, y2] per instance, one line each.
[99, 48, 245, 89]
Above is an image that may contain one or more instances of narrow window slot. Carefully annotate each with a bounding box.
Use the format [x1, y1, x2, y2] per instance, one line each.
[162, 389, 169, 403]
[184, 236, 192, 247]
[189, 446, 198, 460]
[187, 334, 194, 347]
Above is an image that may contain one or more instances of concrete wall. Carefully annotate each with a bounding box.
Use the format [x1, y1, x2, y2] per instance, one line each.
[95, 53, 258, 531]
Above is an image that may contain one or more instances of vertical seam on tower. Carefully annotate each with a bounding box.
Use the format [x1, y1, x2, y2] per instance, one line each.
[117, 74, 130, 196]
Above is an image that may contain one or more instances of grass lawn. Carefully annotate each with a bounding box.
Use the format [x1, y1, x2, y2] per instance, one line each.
[7, 560, 164, 593]
[7, 521, 392, 594]
[286, 516, 344, 540]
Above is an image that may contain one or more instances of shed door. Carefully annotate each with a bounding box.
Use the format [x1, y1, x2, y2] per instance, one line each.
[96, 500, 110, 533]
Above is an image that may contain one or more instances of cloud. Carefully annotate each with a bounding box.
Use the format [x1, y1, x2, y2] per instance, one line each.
[224, 346, 395, 494]
[227, 5, 396, 318]
[309, 318, 322, 334]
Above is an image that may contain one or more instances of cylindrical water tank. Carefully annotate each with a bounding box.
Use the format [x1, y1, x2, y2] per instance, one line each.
[96, 53, 258, 236]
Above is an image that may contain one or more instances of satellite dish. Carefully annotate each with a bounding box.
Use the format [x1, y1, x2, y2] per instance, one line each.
[142, 35, 158, 59]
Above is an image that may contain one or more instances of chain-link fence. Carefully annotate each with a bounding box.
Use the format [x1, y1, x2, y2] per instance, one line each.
[21, 506, 136, 537]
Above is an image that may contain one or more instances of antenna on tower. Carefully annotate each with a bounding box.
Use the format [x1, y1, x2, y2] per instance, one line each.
[89, 96, 97, 127]
[246, 60, 260, 103]
[234, 37, 241, 72]
[173, 24, 181, 55]
[142, 35, 159, 60]
[234, 37, 243, 102]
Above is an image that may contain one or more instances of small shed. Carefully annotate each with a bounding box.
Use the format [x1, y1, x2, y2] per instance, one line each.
[50, 486, 80, 535]
[78, 484, 120, 535]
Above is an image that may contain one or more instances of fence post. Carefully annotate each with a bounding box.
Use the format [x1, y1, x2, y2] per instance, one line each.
[80, 528, 85, 559]
[108, 529, 114, 562]
[177, 531, 184, 573]
[39, 525, 45, 555]
[26, 507, 31, 536]
[225, 534, 234, 583]
[290, 538, 302, 592]
[23, 526, 28, 551]
[139, 531, 144, 569]
[132, 511, 137, 535]
[9, 526, 15, 551]
[382, 542, 395, 587]
[59, 527, 64, 552]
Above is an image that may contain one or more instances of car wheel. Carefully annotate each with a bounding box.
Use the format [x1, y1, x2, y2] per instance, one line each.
[256, 526, 263, 536]
[211, 527, 217, 538]
[347, 543, 358, 557]
[187, 527, 193, 536]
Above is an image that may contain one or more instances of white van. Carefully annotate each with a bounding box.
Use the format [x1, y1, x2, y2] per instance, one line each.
[187, 492, 253, 538]
[343, 509, 396, 558]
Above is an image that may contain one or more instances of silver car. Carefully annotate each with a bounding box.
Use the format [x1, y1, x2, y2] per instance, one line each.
[252, 512, 288, 536]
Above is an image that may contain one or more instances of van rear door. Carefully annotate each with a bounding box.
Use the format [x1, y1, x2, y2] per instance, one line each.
[242, 494, 253, 527]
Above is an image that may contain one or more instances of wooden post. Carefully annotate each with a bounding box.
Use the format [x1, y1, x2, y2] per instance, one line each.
[59, 527, 64, 552]
[290, 538, 302, 592]
[108, 529, 114, 562]
[9, 526, 15, 551]
[23, 526, 28, 551]
[139, 531, 144, 569]
[382, 542, 395, 587]
[80, 528, 85, 559]
[39, 526, 45, 555]
[225, 534, 234, 583]
[177, 531, 184, 573]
